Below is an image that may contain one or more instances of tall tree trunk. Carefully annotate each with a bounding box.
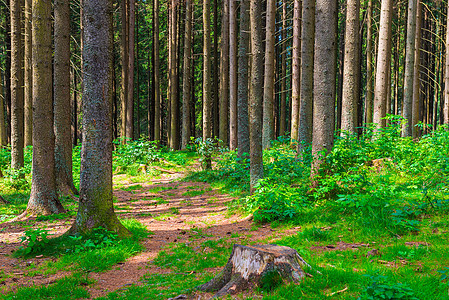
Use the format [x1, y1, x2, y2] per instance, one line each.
[249, 0, 263, 192]
[120, 0, 128, 140]
[69, 0, 128, 236]
[24, 0, 32, 147]
[412, 0, 421, 137]
[373, 0, 393, 128]
[290, 0, 301, 143]
[365, 0, 374, 124]
[340, 0, 360, 135]
[237, 0, 250, 157]
[126, 0, 135, 140]
[279, 1, 287, 136]
[262, 0, 276, 149]
[212, 0, 219, 138]
[54, 0, 77, 197]
[0, 72, 6, 146]
[26, 0, 65, 215]
[444, 0, 449, 124]
[219, 0, 229, 146]
[169, 0, 179, 149]
[2, 4, 11, 145]
[203, 0, 212, 140]
[297, 0, 314, 152]
[402, 0, 417, 136]
[10, 0, 25, 169]
[312, 0, 337, 175]
[135, 5, 140, 139]
[229, 0, 238, 150]
[181, 0, 193, 149]
[154, 0, 161, 142]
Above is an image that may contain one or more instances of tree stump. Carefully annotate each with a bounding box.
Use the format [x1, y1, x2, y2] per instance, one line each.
[198, 244, 310, 298]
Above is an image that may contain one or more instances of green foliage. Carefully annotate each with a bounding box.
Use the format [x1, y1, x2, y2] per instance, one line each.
[191, 137, 223, 170]
[437, 267, 449, 282]
[358, 274, 419, 300]
[259, 269, 284, 292]
[18, 227, 50, 256]
[113, 138, 161, 166]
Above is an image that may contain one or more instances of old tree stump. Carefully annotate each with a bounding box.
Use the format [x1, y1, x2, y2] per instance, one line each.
[198, 244, 311, 297]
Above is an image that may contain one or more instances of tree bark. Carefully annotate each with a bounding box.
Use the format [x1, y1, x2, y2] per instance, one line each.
[203, 0, 212, 140]
[279, 2, 287, 136]
[169, 0, 179, 149]
[0, 71, 6, 147]
[373, 0, 393, 129]
[340, 0, 360, 135]
[262, 0, 276, 149]
[297, 0, 314, 152]
[199, 244, 310, 298]
[126, 0, 135, 140]
[249, 0, 264, 192]
[69, 0, 129, 236]
[181, 0, 193, 149]
[412, 0, 421, 137]
[365, 0, 374, 124]
[120, 0, 129, 141]
[25, 0, 65, 216]
[212, 0, 219, 138]
[219, 0, 230, 146]
[290, 0, 301, 143]
[237, 0, 250, 157]
[153, 0, 161, 142]
[402, 0, 418, 136]
[24, 0, 32, 147]
[229, 0, 238, 150]
[54, 0, 77, 197]
[10, 0, 25, 169]
[312, 0, 337, 175]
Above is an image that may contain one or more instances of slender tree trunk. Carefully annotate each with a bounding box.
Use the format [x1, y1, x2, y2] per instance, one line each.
[444, 0, 449, 124]
[154, 0, 161, 142]
[11, 0, 25, 169]
[120, 0, 128, 140]
[373, 0, 393, 128]
[219, 0, 229, 146]
[69, 0, 128, 236]
[54, 0, 77, 197]
[238, 0, 250, 157]
[297, 0, 314, 152]
[24, 0, 32, 147]
[412, 0, 421, 137]
[181, 0, 193, 149]
[341, 0, 360, 135]
[262, 0, 276, 149]
[279, 2, 287, 136]
[169, 0, 179, 148]
[212, 0, 219, 138]
[312, 0, 337, 175]
[203, 0, 212, 140]
[365, 0, 374, 124]
[26, 0, 65, 216]
[249, 0, 263, 192]
[402, 0, 417, 136]
[0, 72, 6, 146]
[290, 0, 301, 142]
[135, 6, 140, 139]
[73, 68, 78, 145]
[229, 0, 238, 150]
[126, 0, 135, 140]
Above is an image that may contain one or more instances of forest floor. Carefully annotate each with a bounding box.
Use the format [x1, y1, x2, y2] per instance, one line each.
[0, 162, 301, 299]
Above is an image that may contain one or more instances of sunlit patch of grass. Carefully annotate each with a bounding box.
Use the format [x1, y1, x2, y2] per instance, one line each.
[182, 190, 204, 197]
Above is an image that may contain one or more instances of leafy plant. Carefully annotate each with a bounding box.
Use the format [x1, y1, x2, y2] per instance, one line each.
[358, 274, 419, 300]
[18, 227, 50, 255]
[191, 137, 222, 170]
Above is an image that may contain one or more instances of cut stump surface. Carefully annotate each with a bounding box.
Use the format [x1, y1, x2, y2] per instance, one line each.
[198, 244, 310, 298]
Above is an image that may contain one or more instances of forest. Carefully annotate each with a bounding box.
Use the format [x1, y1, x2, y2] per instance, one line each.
[1, 0, 449, 298]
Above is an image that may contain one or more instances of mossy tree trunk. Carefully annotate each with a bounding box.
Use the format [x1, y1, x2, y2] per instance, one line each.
[69, 0, 129, 236]
[25, 0, 65, 216]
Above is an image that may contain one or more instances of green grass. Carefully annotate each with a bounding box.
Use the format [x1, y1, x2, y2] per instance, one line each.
[182, 190, 204, 197]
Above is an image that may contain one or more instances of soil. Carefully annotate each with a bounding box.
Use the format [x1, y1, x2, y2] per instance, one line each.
[0, 165, 298, 299]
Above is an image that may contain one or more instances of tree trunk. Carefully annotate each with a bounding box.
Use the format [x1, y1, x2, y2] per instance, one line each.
[237, 0, 250, 157]
[365, 0, 374, 124]
[402, 0, 418, 136]
[249, 0, 263, 193]
[229, 0, 238, 150]
[262, 0, 276, 149]
[312, 0, 337, 175]
[297, 0, 314, 152]
[10, 0, 25, 169]
[54, 0, 77, 198]
[373, 0, 393, 129]
[126, 0, 135, 141]
[26, 0, 65, 216]
[0, 71, 6, 147]
[24, 0, 32, 147]
[135, 6, 140, 139]
[290, 0, 301, 143]
[412, 0, 421, 137]
[212, 0, 219, 138]
[219, 0, 230, 146]
[203, 0, 212, 140]
[279, 2, 287, 136]
[69, 0, 129, 236]
[340, 0, 360, 135]
[120, 0, 129, 141]
[181, 0, 193, 149]
[444, 0, 449, 124]
[154, 0, 161, 142]
[169, 0, 179, 149]
[199, 244, 310, 298]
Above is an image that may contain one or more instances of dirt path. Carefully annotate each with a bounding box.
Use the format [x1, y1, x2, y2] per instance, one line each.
[0, 166, 297, 299]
